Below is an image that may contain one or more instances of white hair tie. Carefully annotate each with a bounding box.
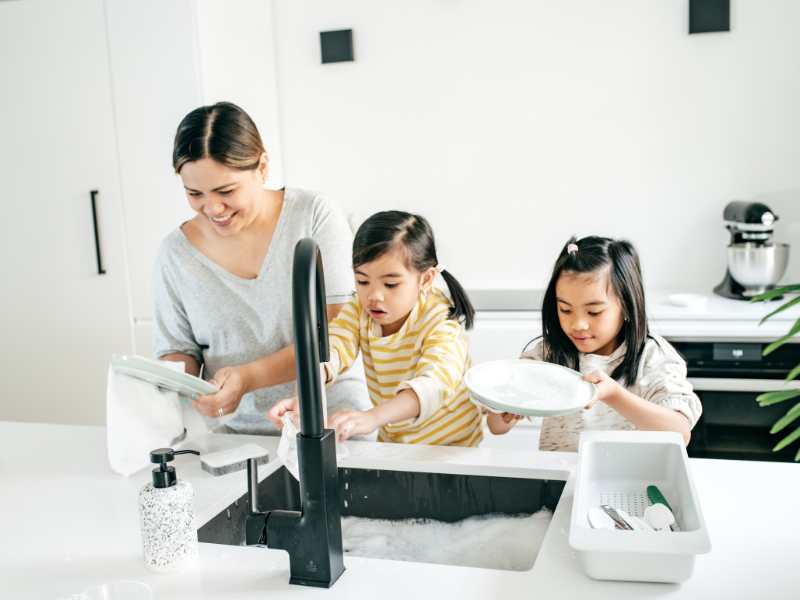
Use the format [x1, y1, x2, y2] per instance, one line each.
[435, 264, 446, 273]
[567, 243, 579, 255]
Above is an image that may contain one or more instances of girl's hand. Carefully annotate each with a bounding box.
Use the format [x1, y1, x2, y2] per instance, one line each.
[267, 397, 299, 429]
[486, 411, 523, 435]
[193, 366, 247, 418]
[327, 409, 380, 442]
[582, 370, 624, 408]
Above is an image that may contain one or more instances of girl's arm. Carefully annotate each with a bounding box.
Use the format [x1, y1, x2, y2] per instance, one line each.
[322, 298, 363, 383]
[329, 317, 467, 441]
[328, 388, 420, 440]
[585, 371, 692, 444]
[392, 318, 469, 425]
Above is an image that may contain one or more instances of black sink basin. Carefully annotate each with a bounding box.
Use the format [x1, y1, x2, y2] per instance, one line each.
[199, 465, 565, 569]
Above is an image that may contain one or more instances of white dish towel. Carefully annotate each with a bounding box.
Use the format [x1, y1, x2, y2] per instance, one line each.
[277, 414, 350, 480]
[106, 360, 212, 476]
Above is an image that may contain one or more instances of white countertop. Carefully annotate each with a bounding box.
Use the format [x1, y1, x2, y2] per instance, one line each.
[4, 421, 799, 599]
[472, 289, 800, 341]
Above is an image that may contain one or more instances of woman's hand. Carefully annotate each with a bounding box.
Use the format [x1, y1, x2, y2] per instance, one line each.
[582, 370, 624, 408]
[327, 409, 381, 442]
[266, 397, 299, 429]
[193, 366, 247, 418]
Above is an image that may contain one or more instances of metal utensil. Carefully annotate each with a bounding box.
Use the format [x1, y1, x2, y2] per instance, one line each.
[600, 505, 633, 530]
[587, 506, 617, 529]
[621, 510, 655, 532]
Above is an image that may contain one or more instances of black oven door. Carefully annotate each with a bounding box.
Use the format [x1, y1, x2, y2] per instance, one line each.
[688, 388, 799, 462]
[672, 341, 800, 463]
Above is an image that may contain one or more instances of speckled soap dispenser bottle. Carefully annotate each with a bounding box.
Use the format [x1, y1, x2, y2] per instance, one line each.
[138, 448, 200, 572]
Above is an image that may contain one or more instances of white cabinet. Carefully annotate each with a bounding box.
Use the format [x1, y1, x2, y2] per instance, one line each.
[469, 311, 542, 365]
[104, 0, 204, 334]
[0, 0, 133, 425]
[0, 0, 260, 425]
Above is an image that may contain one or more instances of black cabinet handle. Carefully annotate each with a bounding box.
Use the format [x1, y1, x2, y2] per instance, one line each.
[90, 189, 106, 275]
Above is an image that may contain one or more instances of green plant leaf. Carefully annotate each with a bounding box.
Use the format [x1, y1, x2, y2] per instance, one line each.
[763, 318, 800, 356]
[795, 446, 800, 462]
[786, 363, 800, 384]
[773, 426, 800, 452]
[757, 388, 800, 406]
[751, 284, 800, 302]
[770, 402, 800, 434]
[759, 295, 800, 325]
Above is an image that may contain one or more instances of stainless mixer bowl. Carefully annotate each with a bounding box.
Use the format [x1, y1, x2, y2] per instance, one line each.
[727, 243, 790, 294]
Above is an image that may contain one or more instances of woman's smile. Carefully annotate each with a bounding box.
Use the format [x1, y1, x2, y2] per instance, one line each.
[208, 211, 238, 227]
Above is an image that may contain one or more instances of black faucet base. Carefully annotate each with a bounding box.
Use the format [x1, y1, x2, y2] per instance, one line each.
[289, 574, 341, 589]
[265, 428, 345, 588]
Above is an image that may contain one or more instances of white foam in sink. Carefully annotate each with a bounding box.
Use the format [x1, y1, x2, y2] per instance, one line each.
[341, 509, 553, 571]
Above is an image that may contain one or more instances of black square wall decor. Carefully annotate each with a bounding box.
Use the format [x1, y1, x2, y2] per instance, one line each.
[320, 29, 354, 64]
[689, 0, 730, 34]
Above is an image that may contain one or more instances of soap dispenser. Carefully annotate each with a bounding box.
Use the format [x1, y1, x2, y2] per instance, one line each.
[138, 447, 200, 572]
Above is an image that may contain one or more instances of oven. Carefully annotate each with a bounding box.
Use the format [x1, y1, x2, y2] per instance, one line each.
[671, 341, 800, 462]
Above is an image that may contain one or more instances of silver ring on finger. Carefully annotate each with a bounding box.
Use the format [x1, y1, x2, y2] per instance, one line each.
[217, 407, 224, 418]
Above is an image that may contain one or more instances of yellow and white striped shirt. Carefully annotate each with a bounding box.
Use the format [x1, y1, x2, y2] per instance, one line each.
[326, 288, 483, 447]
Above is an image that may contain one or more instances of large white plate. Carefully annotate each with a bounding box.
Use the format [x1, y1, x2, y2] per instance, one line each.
[111, 354, 218, 400]
[465, 359, 596, 417]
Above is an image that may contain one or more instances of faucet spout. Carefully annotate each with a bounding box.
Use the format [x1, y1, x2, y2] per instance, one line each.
[262, 238, 345, 588]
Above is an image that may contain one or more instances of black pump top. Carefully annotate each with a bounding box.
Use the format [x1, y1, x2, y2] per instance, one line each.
[149, 447, 200, 488]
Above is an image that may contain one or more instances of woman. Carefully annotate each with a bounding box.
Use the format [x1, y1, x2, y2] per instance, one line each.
[153, 101, 369, 434]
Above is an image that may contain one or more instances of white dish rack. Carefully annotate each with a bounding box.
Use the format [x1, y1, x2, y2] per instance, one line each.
[569, 431, 710, 583]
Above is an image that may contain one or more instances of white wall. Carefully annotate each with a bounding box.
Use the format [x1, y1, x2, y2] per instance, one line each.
[269, 0, 800, 291]
[196, 0, 285, 189]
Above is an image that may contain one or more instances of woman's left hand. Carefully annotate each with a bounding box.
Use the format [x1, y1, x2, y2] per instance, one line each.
[582, 370, 623, 408]
[193, 366, 248, 418]
[327, 409, 380, 442]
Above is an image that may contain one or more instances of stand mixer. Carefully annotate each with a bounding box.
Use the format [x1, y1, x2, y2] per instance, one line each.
[714, 201, 790, 300]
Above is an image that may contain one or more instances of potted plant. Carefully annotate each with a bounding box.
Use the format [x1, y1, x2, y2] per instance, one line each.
[753, 284, 800, 461]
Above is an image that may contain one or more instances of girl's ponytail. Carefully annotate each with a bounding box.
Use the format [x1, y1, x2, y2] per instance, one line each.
[439, 269, 475, 330]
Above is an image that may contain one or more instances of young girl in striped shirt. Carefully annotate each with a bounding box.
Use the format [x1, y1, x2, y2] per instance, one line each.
[269, 211, 483, 446]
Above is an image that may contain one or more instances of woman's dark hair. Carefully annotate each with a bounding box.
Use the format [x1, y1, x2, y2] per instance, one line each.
[540, 236, 649, 385]
[172, 101, 266, 173]
[352, 211, 475, 329]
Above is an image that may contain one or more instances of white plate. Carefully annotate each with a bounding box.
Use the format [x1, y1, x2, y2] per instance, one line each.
[111, 354, 218, 400]
[465, 359, 596, 417]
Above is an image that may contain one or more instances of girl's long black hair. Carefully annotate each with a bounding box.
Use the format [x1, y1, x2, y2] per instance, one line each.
[540, 236, 649, 385]
[352, 211, 475, 329]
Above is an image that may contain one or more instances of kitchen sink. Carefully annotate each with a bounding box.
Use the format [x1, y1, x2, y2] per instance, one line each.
[198, 466, 565, 571]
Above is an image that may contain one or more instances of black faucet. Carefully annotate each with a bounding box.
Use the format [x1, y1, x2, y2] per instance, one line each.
[245, 238, 345, 588]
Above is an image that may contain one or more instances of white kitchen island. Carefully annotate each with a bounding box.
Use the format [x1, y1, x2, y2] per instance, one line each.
[3, 421, 798, 599]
